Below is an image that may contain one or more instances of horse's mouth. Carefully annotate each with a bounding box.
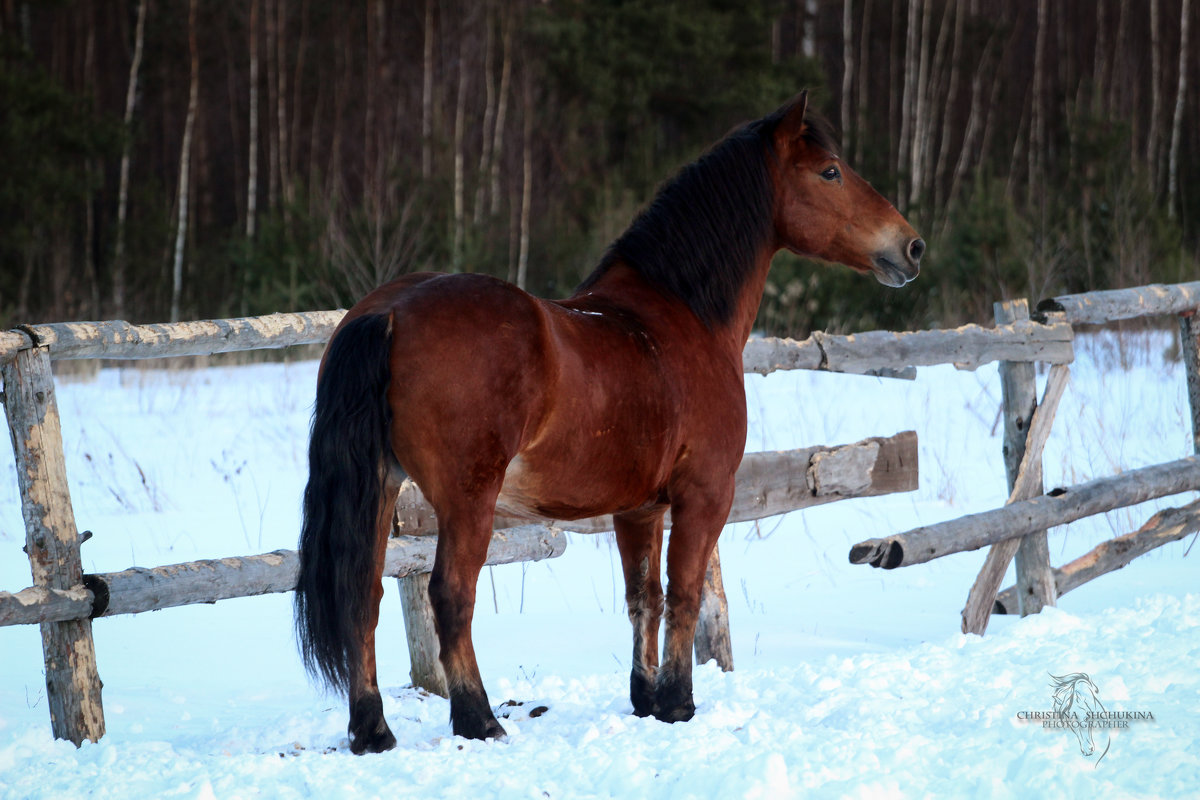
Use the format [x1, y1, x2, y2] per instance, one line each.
[870, 255, 919, 287]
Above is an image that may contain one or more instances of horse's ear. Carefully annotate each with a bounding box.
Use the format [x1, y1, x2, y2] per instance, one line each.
[778, 90, 809, 142]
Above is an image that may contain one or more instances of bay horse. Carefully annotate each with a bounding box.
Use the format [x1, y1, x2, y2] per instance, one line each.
[294, 91, 922, 753]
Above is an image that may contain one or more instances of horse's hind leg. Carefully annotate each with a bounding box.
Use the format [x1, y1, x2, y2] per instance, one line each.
[614, 510, 665, 717]
[427, 495, 507, 740]
[655, 489, 732, 723]
[347, 483, 401, 754]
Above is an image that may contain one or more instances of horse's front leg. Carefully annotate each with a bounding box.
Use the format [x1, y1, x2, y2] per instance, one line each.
[347, 485, 401, 754]
[655, 484, 733, 723]
[613, 509, 666, 717]
[427, 495, 507, 741]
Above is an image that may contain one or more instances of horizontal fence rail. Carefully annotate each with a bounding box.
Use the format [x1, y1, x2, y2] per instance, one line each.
[4, 312, 1073, 378]
[0, 311, 346, 363]
[1036, 281, 1200, 325]
[849, 456, 1200, 570]
[743, 318, 1074, 377]
[0, 525, 565, 627]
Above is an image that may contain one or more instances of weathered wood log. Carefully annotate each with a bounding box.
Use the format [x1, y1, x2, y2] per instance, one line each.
[961, 360, 1068, 634]
[993, 499, 1200, 614]
[0, 525, 565, 626]
[1180, 312, 1200, 455]
[849, 455, 1200, 570]
[742, 318, 1074, 377]
[3, 311, 1073, 375]
[2, 347, 105, 744]
[0, 311, 346, 363]
[1035, 280, 1200, 325]
[693, 543, 733, 671]
[396, 432, 919, 536]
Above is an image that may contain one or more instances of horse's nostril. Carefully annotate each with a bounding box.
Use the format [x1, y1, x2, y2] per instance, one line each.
[908, 238, 926, 264]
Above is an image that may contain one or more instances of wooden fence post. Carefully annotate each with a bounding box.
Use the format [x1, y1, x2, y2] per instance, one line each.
[694, 543, 733, 671]
[1179, 312, 1200, 454]
[397, 573, 448, 697]
[2, 346, 105, 744]
[993, 300, 1056, 616]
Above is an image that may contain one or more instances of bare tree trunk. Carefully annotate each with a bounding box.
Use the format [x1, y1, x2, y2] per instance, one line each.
[854, 0, 872, 166]
[933, 0, 963, 212]
[452, 36, 468, 269]
[1092, 0, 1107, 112]
[517, 71, 532, 291]
[1148, 0, 1163, 191]
[489, 7, 512, 218]
[275, 0, 291, 221]
[266, 0, 278, 212]
[112, 0, 147, 319]
[908, 0, 933, 207]
[841, 0, 853, 146]
[897, 0, 920, 211]
[473, 2, 495, 226]
[1169, 0, 1191, 218]
[246, 0, 259, 239]
[1029, 0, 1048, 208]
[172, 0, 200, 323]
[1108, 0, 1129, 116]
[422, 0, 434, 180]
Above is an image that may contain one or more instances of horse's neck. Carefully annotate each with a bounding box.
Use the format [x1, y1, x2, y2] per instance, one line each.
[722, 250, 776, 349]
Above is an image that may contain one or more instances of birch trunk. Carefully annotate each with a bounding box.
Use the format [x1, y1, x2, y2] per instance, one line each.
[473, 3, 495, 226]
[908, 0, 933, 206]
[841, 0, 854, 146]
[854, 0, 872, 166]
[1029, 0, 1048, 207]
[453, 31, 469, 270]
[490, 7, 512, 218]
[422, 0, 434, 180]
[112, 0, 147, 319]
[246, 0, 259, 239]
[517, 71, 532, 290]
[171, 0, 200, 323]
[1148, 0, 1162, 188]
[933, 0, 963, 212]
[897, 0, 920, 211]
[1168, 0, 1191, 218]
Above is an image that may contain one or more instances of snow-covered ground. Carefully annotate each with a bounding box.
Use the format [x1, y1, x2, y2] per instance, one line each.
[0, 329, 1195, 799]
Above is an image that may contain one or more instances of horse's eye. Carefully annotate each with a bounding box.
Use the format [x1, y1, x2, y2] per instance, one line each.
[821, 166, 841, 182]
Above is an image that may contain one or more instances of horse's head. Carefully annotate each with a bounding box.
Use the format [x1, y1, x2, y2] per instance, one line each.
[767, 91, 923, 288]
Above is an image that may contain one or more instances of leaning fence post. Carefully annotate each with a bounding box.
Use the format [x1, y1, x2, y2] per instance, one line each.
[2, 345, 105, 745]
[993, 299, 1056, 616]
[1179, 311, 1200, 455]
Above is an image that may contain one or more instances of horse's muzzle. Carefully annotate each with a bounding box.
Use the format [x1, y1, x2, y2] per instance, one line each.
[871, 237, 923, 287]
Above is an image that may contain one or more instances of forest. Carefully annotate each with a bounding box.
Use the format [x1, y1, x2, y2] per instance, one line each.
[1, 0, 1198, 335]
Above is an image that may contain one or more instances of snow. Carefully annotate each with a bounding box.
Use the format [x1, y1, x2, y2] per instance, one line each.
[0, 329, 1196, 798]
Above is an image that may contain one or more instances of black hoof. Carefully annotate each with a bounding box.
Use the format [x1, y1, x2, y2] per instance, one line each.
[450, 686, 508, 741]
[630, 669, 656, 718]
[653, 672, 695, 723]
[653, 701, 696, 724]
[452, 713, 508, 741]
[348, 694, 396, 754]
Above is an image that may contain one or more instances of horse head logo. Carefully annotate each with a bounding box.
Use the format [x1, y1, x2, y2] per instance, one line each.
[1049, 672, 1110, 763]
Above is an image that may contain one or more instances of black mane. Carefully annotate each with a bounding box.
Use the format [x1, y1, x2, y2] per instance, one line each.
[576, 105, 838, 327]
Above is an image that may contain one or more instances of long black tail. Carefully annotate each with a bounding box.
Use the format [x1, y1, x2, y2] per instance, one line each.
[295, 311, 395, 695]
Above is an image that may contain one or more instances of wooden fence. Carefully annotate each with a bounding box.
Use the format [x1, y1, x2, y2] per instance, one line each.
[849, 281, 1200, 634]
[7, 281, 1189, 747]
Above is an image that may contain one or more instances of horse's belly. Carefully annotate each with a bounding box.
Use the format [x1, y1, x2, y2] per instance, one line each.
[496, 449, 664, 522]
